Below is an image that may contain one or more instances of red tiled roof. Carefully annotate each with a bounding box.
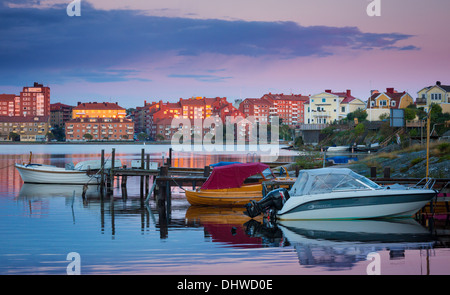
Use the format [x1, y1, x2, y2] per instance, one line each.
[0, 94, 17, 101]
[50, 103, 74, 111]
[243, 98, 272, 106]
[0, 116, 49, 123]
[263, 93, 309, 102]
[73, 102, 125, 110]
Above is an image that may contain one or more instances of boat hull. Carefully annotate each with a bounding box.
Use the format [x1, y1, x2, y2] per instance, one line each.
[185, 184, 263, 206]
[277, 190, 436, 220]
[15, 164, 100, 185]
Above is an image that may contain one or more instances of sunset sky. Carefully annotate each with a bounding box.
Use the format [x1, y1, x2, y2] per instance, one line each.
[1, 0, 449, 107]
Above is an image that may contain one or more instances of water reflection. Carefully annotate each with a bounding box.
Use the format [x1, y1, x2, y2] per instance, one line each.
[246, 218, 435, 271]
[185, 206, 285, 248]
[12, 182, 443, 274]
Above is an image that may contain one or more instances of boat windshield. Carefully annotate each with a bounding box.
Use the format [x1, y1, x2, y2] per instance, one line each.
[290, 168, 381, 196]
[262, 168, 275, 180]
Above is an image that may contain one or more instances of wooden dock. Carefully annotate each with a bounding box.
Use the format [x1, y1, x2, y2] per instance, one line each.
[93, 148, 449, 220]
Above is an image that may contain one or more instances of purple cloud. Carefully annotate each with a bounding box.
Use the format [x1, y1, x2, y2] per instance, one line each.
[0, 0, 419, 85]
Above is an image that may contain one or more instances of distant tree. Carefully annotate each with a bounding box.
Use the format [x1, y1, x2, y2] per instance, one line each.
[137, 132, 149, 141]
[46, 132, 55, 141]
[83, 133, 93, 140]
[347, 109, 368, 123]
[404, 108, 416, 121]
[430, 104, 450, 135]
[155, 134, 165, 141]
[9, 132, 20, 141]
[51, 126, 65, 141]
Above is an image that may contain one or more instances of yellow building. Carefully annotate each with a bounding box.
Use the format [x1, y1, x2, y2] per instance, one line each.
[0, 116, 50, 141]
[366, 88, 414, 121]
[72, 102, 127, 119]
[306, 90, 366, 124]
[417, 81, 450, 114]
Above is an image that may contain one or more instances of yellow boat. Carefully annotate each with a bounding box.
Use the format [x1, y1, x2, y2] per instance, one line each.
[185, 163, 295, 207]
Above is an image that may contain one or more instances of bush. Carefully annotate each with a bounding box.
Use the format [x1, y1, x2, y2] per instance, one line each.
[354, 123, 365, 136]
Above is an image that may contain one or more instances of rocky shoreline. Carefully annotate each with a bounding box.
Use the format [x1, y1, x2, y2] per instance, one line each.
[340, 143, 450, 179]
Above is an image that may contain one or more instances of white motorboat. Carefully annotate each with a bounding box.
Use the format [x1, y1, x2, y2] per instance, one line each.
[15, 163, 101, 185]
[326, 146, 350, 152]
[74, 159, 122, 171]
[245, 168, 436, 220]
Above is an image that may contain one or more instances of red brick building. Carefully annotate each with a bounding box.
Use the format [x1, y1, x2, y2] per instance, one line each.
[65, 117, 134, 141]
[0, 82, 50, 118]
[0, 94, 18, 117]
[239, 93, 309, 127]
[65, 101, 133, 141]
[19, 82, 51, 118]
[0, 82, 51, 141]
[134, 97, 244, 140]
[261, 93, 309, 127]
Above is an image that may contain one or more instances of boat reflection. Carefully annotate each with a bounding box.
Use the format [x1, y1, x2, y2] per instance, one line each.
[18, 183, 101, 200]
[246, 218, 435, 270]
[185, 206, 285, 248]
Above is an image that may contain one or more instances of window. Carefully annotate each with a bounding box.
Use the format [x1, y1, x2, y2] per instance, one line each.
[341, 106, 346, 112]
[391, 101, 396, 107]
[379, 100, 387, 106]
[431, 93, 442, 101]
[322, 98, 326, 103]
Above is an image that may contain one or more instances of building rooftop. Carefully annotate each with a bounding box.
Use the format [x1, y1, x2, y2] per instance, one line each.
[73, 102, 125, 110]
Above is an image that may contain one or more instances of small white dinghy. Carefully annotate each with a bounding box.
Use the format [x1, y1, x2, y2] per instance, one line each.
[13, 158, 119, 185]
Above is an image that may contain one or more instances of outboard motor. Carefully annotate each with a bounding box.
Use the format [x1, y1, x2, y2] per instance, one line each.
[244, 188, 290, 219]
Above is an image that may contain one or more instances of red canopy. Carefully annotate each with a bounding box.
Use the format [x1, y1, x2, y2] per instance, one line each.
[201, 163, 270, 190]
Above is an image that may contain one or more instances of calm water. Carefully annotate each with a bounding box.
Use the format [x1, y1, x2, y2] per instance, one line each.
[1, 143, 450, 275]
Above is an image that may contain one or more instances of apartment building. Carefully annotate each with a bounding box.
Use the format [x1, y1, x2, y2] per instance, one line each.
[66, 101, 133, 141]
[0, 94, 17, 117]
[134, 97, 244, 140]
[306, 89, 366, 124]
[65, 117, 134, 141]
[50, 103, 74, 128]
[0, 116, 50, 141]
[72, 102, 127, 119]
[261, 93, 309, 126]
[0, 82, 51, 141]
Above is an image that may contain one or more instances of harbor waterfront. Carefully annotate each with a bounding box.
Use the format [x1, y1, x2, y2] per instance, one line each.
[1, 143, 450, 275]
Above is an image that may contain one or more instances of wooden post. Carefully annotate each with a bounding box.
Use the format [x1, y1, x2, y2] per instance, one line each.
[140, 148, 145, 198]
[121, 165, 127, 199]
[370, 167, 377, 178]
[203, 166, 211, 177]
[100, 149, 105, 190]
[157, 166, 169, 205]
[109, 148, 115, 195]
[384, 167, 391, 179]
[168, 148, 172, 167]
[145, 154, 150, 195]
